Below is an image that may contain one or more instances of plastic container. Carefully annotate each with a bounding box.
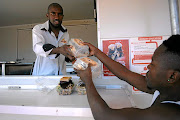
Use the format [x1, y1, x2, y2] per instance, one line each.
[56, 82, 74, 95]
[76, 80, 86, 95]
[73, 57, 101, 79]
[91, 63, 102, 79]
[69, 38, 89, 58]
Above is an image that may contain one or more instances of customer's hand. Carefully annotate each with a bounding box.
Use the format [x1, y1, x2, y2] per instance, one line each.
[75, 65, 93, 84]
[83, 42, 98, 56]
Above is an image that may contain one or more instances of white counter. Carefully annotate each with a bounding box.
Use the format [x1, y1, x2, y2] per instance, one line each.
[0, 75, 136, 120]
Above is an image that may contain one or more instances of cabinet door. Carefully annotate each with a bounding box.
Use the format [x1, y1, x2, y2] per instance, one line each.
[17, 29, 36, 63]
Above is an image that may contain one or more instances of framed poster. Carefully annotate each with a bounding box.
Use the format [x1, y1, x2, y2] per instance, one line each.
[102, 39, 129, 77]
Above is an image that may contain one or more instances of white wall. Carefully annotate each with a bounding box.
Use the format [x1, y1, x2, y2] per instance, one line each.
[97, 0, 171, 42]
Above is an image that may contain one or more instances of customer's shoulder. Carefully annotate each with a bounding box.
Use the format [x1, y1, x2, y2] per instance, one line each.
[141, 104, 180, 120]
[148, 103, 180, 114]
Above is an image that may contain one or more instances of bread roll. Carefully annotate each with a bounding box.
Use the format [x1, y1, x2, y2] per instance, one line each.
[80, 57, 97, 66]
[60, 77, 72, 82]
[72, 38, 84, 46]
[69, 38, 89, 58]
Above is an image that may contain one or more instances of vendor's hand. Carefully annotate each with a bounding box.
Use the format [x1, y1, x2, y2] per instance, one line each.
[83, 42, 98, 56]
[75, 65, 93, 84]
[59, 45, 75, 61]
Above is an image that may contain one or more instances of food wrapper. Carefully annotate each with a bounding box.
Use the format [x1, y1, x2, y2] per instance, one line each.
[56, 77, 74, 95]
[76, 80, 86, 95]
[56, 84, 74, 95]
[73, 57, 101, 79]
[56, 85, 74, 95]
[69, 38, 89, 58]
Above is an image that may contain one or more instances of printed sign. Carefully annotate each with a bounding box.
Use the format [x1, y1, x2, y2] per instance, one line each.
[130, 36, 170, 93]
[102, 39, 129, 76]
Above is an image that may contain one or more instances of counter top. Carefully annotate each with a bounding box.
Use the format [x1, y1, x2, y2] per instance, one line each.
[0, 76, 133, 119]
[0, 75, 152, 119]
[0, 85, 133, 119]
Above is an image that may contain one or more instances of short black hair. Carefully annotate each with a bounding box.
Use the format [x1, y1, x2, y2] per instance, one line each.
[162, 35, 180, 71]
[47, 3, 63, 14]
[163, 34, 180, 56]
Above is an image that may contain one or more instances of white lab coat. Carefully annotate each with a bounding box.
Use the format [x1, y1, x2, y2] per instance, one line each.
[32, 21, 69, 75]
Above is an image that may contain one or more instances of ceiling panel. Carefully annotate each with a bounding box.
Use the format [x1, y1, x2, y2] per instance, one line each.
[0, 0, 94, 27]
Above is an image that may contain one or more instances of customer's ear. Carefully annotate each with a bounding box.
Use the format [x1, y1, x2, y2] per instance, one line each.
[168, 71, 180, 83]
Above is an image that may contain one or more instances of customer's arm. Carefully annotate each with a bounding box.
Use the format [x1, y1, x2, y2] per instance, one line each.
[76, 66, 172, 120]
[84, 42, 153, 93]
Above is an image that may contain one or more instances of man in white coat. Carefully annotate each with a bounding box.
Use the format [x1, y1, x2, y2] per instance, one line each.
[32, 3, 74, 75]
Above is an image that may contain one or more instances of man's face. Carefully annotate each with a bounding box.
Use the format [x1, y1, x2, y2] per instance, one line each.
[46, 6, 64, 28]
[145, 45, 168, 90]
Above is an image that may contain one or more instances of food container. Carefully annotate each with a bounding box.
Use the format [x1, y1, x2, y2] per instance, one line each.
[69, 38, 89, 58]
[73, 57, 101, 79]
[56, 77, 74, 95]
[76, 80, 86, 95]
[56, 84, 74, 95]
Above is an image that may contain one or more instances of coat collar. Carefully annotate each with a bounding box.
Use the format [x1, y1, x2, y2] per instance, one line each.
[40, 20, 67, 33]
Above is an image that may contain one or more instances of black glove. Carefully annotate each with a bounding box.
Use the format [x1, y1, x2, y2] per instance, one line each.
[43, 44, 60, 58]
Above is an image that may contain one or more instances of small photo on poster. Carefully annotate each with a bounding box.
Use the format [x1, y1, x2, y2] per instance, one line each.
[102, 39, 129, 77]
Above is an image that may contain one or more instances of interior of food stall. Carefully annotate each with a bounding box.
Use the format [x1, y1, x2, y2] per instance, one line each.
[0, 0, 179, 120]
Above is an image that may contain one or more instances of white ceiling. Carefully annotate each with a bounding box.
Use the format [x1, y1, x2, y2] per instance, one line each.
[0, 0, 94, 27]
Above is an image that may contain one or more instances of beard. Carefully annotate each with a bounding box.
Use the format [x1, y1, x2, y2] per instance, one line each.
[49, 20, 62, 28]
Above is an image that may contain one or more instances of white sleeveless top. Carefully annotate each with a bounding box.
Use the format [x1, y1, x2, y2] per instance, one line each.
[150, 90, 180, 106]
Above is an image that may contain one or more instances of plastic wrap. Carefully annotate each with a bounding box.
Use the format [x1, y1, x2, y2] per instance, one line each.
[69, 38, 89, 58]
[35, 77, 57, 93]
[73, 57, 101, 79]
[56, 84, 74, 95]
[56, 77, 74, 95]
[75, 80, 86, 95]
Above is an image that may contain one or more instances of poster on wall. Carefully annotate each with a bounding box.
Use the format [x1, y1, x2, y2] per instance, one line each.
[102, 39, 129, 77]
[130, 36, 170, 94]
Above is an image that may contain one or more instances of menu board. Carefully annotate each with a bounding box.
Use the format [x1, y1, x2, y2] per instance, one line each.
[130, 36, 169, 75]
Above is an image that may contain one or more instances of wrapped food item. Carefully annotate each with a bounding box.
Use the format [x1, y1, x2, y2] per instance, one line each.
[73, 57, 97, 70]
[69, 38, 89, 58]
[73, 57, 101, 78]
[56, 77, 74, 95]
[76, 80, 86, 95]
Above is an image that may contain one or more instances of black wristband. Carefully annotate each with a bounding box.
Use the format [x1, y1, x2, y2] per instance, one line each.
[43, 44, 60, 58]
[43, 44, 56, 52]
